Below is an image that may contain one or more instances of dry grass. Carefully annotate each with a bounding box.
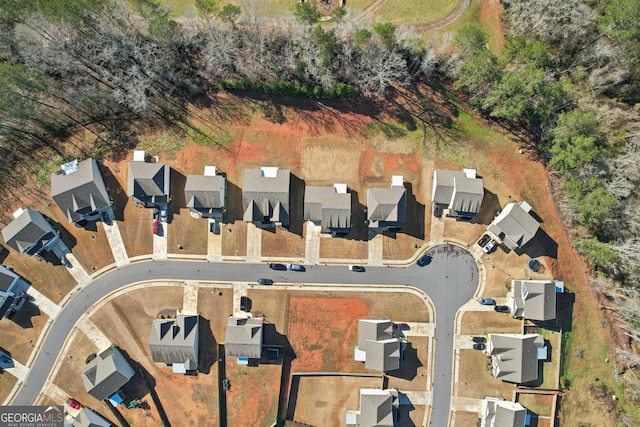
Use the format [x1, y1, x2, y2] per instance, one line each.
[301, 137, 365, 186]
[197, 285, 235, 339]
[319, 236, 368, 260]
[516, 392, 555, 417]
[459, 311, 522, 336]
[356, 292, 431, 323]
[453, 410, 481, 427]
[261, 227, 305, 258]
[0, 308, 49, 365]
[221, 221, 247, 257]
[457, 349, 516, 399]
[386, 336, 429, 391]
[226, 362, 281, 427]
[0, 373, 18, 404]
[167, 208, 208, 255]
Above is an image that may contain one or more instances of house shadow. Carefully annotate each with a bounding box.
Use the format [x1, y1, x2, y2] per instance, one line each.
[8, 299, 40, 329]
[224, 181, 243, 224]
[344, 189, 368, 242]
[396, 392, 416, 427]
[472, 189, 501, 225]
[557, 292, 575, 334]
[198, 316, 217, 375]
[0, 246, 8, 263]
[386, 343, 422, 381]
[0, 346, 14, 369]
[524, 339, 553, 389]
[100, 162, 128, 222]
[45, 216, 77, 253]
[528, 209, 545, 224]
[169, 169, 187, 220]
[400, 183, 425, 240]
[288, 174, 305, 237]
[516, 228, 558, 259]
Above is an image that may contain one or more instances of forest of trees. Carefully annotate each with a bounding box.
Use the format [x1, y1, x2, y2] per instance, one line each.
[1, 0, 640, 417]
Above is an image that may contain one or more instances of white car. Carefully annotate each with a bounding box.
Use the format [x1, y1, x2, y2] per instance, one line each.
[160, 205, 168, 223]
[482, 240, 495, 253]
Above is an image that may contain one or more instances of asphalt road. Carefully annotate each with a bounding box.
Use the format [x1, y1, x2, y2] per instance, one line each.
[12, 243, 478, 426]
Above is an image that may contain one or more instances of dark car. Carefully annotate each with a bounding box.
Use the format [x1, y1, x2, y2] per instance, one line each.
[240, 296, 251, 312]
[434, 204, 442, 218]
[478, 234, 491, 247]
[101, 211, 111, 225]
[473, 343, 486, 350]
[472, 336, 486, 343]
[257, 278, 273, 285]
[222, 378, 230, 391]
[269, 263, 287, 271]
[349, 265, 365, 272]
[478, 298, 496, 305]
[494, 305, 510, 313]
[416, 255, 432, 267]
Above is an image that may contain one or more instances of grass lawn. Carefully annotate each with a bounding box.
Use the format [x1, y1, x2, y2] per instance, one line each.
[0, 307, 49, 366]
[167, 208, 208, 255]
[457, 349, 515, 399]
[516, 392, 555, 417]
[459, 311, 522, 336]
[378, 0, 460, 26]
[453, 411, 481, 427]
[0, 373, 17, 405]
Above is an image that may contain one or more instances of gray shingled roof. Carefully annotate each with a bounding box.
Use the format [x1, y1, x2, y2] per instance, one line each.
[495, 401, 526, 427]
[185, 175, 225, 211]
[367, 187, 406, 229]
[488, 334, 544, 384]
[1, 210, 55, 255]
[488, 202, 539, 250]
[357, 320, 400, 372]
[82, 346, 135, 401]
[127, 162, 169, 205]
[51, 159, 110, 224]
[242, 168, 290, 226]
[73, 408, 112, 427]
[225, 317, 263, 359]
[304, 186, 351, 233]
[511, 280, 557, 321]
[0, 265, 29, 318]
[0, 265, 18, 292]
[357, 320, 393, 349]
[432, 169, 484, 214]
[148, 315, 199, 371]
[359, 389, 398, 427]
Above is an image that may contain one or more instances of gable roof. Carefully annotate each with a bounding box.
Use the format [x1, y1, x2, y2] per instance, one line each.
[225, 316, 264, 358]
[148, 315, 199, 370]
[0, 265, 20, 293]
[1, 210, 55, 255]
[487, 202, 539, 250]
[511, 280, 557, 321]
[242, 168, 290, 226]
[0, 265, 29, 318]
[304, 185, 351, 232]
[82, 346, 135, 401]
[357, 320, 400, 372]
[367, 187, 406, 228]
[184, 175, 226, 210]
[432, 169, 484, 214]
[359, 388, 398, 427]
[73, 408, 112, 427]
[482, 398, 526, 427]
[488, 334, 544, 384]
[357, 319, 393, 349]
[51, 159, 110, 224]
[127, 162, 169, 205]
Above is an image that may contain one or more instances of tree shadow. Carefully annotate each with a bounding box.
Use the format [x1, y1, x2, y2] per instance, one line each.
[386, 342, 422, 381]
[516, 228, 558, 259]
[472, 189, 501, 226]
[8, 299, 40, 329]
[198, 316, 217, 375]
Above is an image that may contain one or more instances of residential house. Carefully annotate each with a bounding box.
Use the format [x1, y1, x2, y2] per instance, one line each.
[354, 319, 402, 372]
[431, 168, 484, 219]
[346, 388, 399, 427]
[487, 334, 546, 384]
[242, 167, 291, 227]
[487, 201, 540, 250]
[148, 314, 199, 374]
[225, 316, 264, 362]
[1, 208, 70, 264]
[71, 407, 113, 427]
[304, 184, 352, 236]
[184, 166, 226, 221]
[82, 346, 135, 403]
[367, 176, 406, 231]
[127, 151, 170, 208]
[0, 265, 30, 319]
[510, 279, 561, 321]
[51, 159, 112, 226]
[481, 398, 527, 427]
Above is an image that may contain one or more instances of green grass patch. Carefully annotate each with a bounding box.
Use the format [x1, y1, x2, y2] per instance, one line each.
[187, 122, 239, 147]
[37, 155, 64, 185]
[137, 129, 187, 157]
[343, 0, 376, 10]
[378, 0, 460, 26]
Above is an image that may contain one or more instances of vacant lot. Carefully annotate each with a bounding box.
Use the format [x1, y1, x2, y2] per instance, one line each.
[226, 362, 281, 427]
[221, 221, 247, 257]
[0, 306, 49, 365]
[197, 284, 235, 339]
[167, 208, 208, 256]
[453, 410, 481, 427]
[459, 311, 522, 336]
[288, 375, 382, 425]
[0, 373, 18, 404]
[457, 349, 515, 399]
[261, 227, 305, 258]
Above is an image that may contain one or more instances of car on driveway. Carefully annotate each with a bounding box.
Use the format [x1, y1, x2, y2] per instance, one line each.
[269, 263, 287, 270]
[472, 336, 486, 343]
[482, 240, 496, 253]
[416, 254, 432, 267]
[160, 205, 168, 223]
[348, 265, 365, 272]
[222, 378, 230, 391]
[286, 264, 305, 271]
[257, 278, 273, 285]
[66, 398, 82, 410]
[478, 234, 491, 248]
[494, 305, 510, 313]
[434, 205, 442, 218]
[152, 219, 159, 235]
[473, 343, 486, 350]
[394, 323, 409, 330]
[478, 298, 496, 305]
[240, 296, 251, 312]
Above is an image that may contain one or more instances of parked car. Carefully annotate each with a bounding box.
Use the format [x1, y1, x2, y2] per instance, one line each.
[494, 305, 510, 313]
[478, 234, 491, 248]
[240, 296, 251, 312]
[482, 240, 496, 253]
[434, 204, 442, 218]
[222, 378, 230, 391]
[394, 323, 410, 330]
[152, 219, 159, 235]
[286, 264, 305, 272]
[257, 278, 273, 285]
[473, 343, 486, 350]
[66, 398, 82, 410]
[101, 211, 111, 225]
[416, 254, 432, 267]
[160, 205, 168, 223]
[269, 263, 287, 270]
[472, 336, 486, 343]
[348, 265, 365, 272]
[478, 298, 496, 305]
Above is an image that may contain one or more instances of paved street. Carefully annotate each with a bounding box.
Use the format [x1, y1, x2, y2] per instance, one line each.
[12, 243, 478, 427]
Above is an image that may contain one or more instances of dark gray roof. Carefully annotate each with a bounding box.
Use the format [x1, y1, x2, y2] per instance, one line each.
[127, 162, 169, 205]
[148, 315, 199, 371]
[0, 265, 19, 292]
[511, 280, 557, 321]
[225, 316, 263, 358]
[303, 186, 351, 233]
[51, 159, 110, 224]
[73, 408, 112, 427]
[357, 320, 400, 372]
[242, 168, 290, 226]
[185, 175, 225, 210]
[488, 202, 539, 250]
[0, 265, 29, 318]
[1, 210, 55, 255]
[359, 389, 398, 427]
[488, 334, 544, 384]
[82, 346, 135, 401]
[367, 187, 406, 229]
[432, 169, 484, 214]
